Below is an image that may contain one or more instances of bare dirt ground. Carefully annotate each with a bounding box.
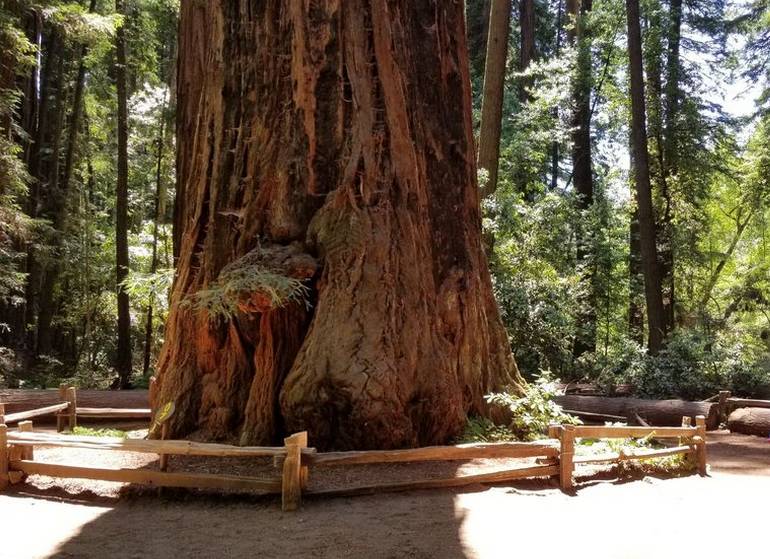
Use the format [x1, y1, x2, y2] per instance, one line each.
[1, 428, 767, 559]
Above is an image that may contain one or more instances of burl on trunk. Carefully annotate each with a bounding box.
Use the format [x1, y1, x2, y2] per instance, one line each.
[156, 0, 522, 450]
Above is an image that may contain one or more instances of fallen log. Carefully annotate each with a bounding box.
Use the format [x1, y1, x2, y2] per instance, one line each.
[554, 395, 719, 430]
[727, 407, 770, 438]
[727, 398, 770, 411]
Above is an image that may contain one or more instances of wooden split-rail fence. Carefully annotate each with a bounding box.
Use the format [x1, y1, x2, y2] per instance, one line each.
[0, 385, 151, 432]
[0, 411, 708, 511]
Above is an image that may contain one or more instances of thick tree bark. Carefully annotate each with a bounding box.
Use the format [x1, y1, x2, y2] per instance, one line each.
[115, 0, 132, 386]
[157, 0, 523, 450]
[568, 0, 596, 358]
[626, 0, 666, 354]
[478, 0, 513, 196]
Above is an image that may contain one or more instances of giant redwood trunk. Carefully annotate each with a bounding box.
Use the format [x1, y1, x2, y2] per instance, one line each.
[156, 1, 523, 450]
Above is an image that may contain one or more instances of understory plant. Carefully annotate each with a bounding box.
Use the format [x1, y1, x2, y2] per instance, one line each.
[486, 374, 582, 441]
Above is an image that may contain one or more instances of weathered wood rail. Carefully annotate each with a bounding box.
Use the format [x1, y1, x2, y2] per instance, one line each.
[0, 414, 708, 509]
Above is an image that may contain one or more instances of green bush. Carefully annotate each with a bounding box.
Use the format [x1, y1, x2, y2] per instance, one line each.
[592, 330, 770, 400]
[483, 374, 581, 441]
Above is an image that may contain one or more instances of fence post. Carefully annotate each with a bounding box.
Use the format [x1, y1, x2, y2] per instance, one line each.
[695, 415, 707, 476]
[57, 383, 70, 432]
[149, 376, 158, 413]
[282, 431, 307, 512]
[681, 416, 695, 468]
[717, 391, 731, 425]
[66, 386, 77, 431]
[0, 403, 5, 425]
[559, 425, 575, 491]
[18, 421, 34, 461]
[548, 424, 560, 440]
[159, 423, 169, 471]
[0, 424, 8, 491]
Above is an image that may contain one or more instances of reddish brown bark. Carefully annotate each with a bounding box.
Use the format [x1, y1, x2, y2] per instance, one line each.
[157, 0, 523, 450]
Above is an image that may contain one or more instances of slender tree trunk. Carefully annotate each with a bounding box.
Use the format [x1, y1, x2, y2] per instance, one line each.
[519, 0, 536, 103]
[568, 0, 596, 357]
[157, 0, 523, 450]
[699, 206, 755, 311]
[478, 0, 513, 196]
[626, 0, 666, 353]
[467, 0, 493, 78]
[20, 8, 41, 165]
[659, 0, 682, 332]
[550, 0, 564, 191]
[115, 0, 132, 387]
[23, 29, 58, 352]
[629, 206, 645, 344]
[34, 52, 68, 356]
[143, 92, 168, 377]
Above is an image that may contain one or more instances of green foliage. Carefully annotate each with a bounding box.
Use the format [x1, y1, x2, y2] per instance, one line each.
[576, 433, 696, 476]
[458, 416, 516, 444]
[486, 374, 582, 441]
[69, 426, 127, 438]
[590, 330, 770, 400]
[184, 257, 310, 322]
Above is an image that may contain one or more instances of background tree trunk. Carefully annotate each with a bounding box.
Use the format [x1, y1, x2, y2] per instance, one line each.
[568, 0, 596, 358]
[550, 0, 564, 191]
[478, 0, 513, 196]
[157, 0, 523, 450]
[143, 91, 169, 377]
[519, 0, 536, 103]
[659, 0, 682, 332]
[626, 0, 666, 354]
[115, 0, 132, 386]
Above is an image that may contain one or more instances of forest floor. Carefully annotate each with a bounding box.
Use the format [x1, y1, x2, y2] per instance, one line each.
[0, 428, 767, 559]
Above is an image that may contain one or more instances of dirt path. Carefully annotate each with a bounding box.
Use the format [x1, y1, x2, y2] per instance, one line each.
[0, 430, 767, 559]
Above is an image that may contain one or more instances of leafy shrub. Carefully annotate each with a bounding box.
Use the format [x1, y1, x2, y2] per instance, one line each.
[485, 374, 581, 441]
[458, 416, 516, 443]
[592, 330, 770, 400]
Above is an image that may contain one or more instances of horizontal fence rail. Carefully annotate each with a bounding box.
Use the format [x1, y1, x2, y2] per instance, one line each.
[0, 403, 68, 425]
[568, 425, 698, 439]
[306, 441, 559, 467]
[305, 464, 559, 498]
[10, 460, 282, 494]
[6, 431, 317, 458]
[75, 407, 151, 418]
